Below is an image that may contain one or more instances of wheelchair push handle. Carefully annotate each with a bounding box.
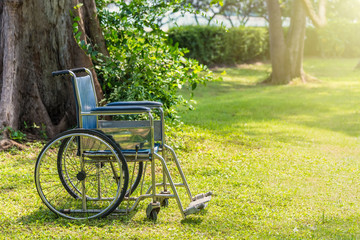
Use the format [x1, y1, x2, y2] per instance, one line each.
[52, 68, 87, 77]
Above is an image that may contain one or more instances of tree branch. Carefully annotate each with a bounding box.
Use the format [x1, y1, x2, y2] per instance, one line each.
[301, 0, 327, 28]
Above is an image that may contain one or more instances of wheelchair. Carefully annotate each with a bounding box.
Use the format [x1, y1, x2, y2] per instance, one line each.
[34, 68, 212, 221]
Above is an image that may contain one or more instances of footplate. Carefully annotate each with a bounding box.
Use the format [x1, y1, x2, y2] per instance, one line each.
[184, 192, 212, 216]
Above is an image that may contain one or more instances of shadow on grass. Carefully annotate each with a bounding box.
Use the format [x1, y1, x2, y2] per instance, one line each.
[181, 66, 268, 100]
[181, 216, 203, 225]
[18, 207, 140, 227]
[182, 75, 360, 145]
[180, 208, 209, 225]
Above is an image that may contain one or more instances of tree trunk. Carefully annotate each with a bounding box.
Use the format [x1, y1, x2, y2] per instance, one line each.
[265, 0, 326, 84]
[265, 0, 290, 84]
[0, 0, 105, 146]
[286, 0, 307, 81]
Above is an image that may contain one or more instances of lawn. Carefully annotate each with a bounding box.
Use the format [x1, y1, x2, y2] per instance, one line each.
[1, 58, 360, 239]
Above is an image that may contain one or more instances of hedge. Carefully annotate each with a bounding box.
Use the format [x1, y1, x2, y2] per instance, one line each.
[305, 22, 360, 57]
[168, 23, 360, 66]
[167, 25, 269, 66]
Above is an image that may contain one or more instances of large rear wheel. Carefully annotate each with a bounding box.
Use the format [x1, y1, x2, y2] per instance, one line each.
[35, 129, 129, 220]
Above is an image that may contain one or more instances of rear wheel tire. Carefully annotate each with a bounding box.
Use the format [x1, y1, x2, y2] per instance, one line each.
[125, 161, 143, 197]
[35, 129, 129, 220]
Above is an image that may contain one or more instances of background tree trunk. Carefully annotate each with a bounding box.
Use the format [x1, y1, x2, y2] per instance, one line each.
[0, 0, 105, 146]
[286, 0, 307, 81]
[265, 0, 290, 84]
[265, 0, 327, 84]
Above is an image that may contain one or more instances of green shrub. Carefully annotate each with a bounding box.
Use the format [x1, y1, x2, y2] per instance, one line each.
[168, 25, 269, 66]
[167, 26, 227, 66]
[169, 23, 360, 65]
[305, 22, 360, 57]
[224, 27, 269, 64]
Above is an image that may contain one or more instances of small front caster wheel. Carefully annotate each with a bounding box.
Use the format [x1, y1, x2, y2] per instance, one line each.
[146, 202, 160, 222]
[160, 198, 169, 207]
[148, 209, 158, 222]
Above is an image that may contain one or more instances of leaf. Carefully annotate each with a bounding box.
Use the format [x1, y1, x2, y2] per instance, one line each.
[74, 3, 84, 10]
[75, 32, 82, 41]
[191, 82, 197, 90]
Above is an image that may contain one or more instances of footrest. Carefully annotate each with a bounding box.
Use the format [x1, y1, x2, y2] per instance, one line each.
[192, 191, 212, 201]
[184, 192, 212, 216]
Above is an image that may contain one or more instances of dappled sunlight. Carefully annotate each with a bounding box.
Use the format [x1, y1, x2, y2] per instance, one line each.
[183, 58, 360, 141]
[212, 63, 271, 84]
[177, 118, 360, 238]
[304, 58, 360, 80]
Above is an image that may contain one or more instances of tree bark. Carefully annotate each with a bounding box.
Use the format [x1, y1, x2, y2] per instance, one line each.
[0, 0, 105, 144]
[77, 0, 109, 57]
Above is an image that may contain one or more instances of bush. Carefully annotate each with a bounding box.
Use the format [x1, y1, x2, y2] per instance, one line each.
[224, 27, 269, 64]
[76, 0, 217, 124]
[167, 26, 227, 66]
[168, 25, 269, 66]
[169, 23, 360, 65]
[305, 22, 360, 57]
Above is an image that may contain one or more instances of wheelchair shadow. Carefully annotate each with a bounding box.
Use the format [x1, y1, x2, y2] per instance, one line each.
[181, 217, 203, 225]
[180, 209, 207, 225]
[20, 207, 207, 226]
[19, 207, 140, 227]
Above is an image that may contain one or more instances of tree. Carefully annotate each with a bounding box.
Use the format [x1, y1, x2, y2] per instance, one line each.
[325, 0, 360, 69]
[0, 0, 105, 149]
[265, 0, 327, 84]
[188, 0, 267, 26]
[0, 0, 215, 150]
[221, 0, 267, 27]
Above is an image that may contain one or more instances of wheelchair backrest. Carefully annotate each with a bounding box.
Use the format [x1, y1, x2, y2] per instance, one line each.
[71, 73, 97, 129]
[70, 69, 162, 150]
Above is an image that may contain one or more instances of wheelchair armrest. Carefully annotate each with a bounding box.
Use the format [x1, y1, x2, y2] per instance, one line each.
[90, 106, 151, 114]
[106, 101, 163, 108]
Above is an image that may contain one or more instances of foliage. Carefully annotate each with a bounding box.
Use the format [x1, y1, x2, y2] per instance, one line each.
[168, 25, 226, 65]
[224, 26, 269, 63]
[74, 0, 216, 123]
[168, 22, 360, 65]
[327, 0, 360, 23]
[0, 127, 26, 142]
[187, 0, 267, 26]
[305, 22, 360, 57]
[301, 0, 360, 57]
[221, 0, 267, 26]
[168, 25, 269, 66]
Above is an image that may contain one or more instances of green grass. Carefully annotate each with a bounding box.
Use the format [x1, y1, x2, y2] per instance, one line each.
[2, 58, 360, 239]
